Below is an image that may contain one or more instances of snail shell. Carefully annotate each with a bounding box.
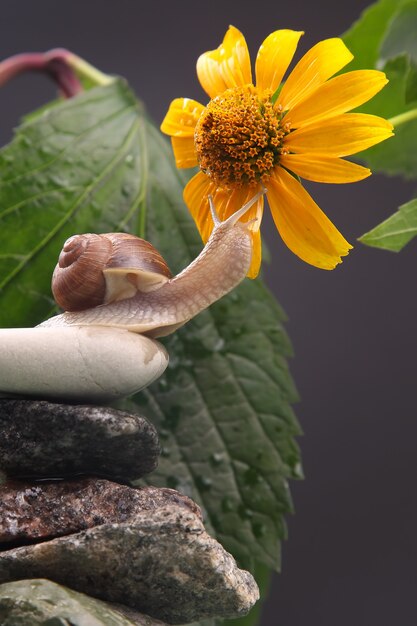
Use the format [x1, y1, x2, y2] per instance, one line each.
[52, 233, 173, 312]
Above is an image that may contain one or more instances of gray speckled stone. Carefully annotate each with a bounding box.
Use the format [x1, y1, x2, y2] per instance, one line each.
[0, 503, 259, 624]
[0, 400, 160, 481]
[0, 479, 201, 544]
[0, 578, 166, 625]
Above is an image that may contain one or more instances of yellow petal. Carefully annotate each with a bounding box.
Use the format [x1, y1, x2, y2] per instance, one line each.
[247, 228, 262, 278]
[284, 113, 393, 155]
[279, 154, 371, 183]
[205, 185, 263, 242]
[160, 98, 204, 137]
[197, 25, 252, 99]
[255, 30, 304, 93]
[278, 38, 353, 111]
[171, 137, 198, 168]
[268, 167, 352, 269]
[183, 171, 217, 242]
[208, 185, 264, 278]
[183, 174, 264, 277]
[286, 70, 389, 128]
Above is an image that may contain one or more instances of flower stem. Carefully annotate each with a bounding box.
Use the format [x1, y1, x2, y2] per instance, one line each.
[0, 51, 83, 98]
[0, 49, 114, 98]
[388, 108, 417, 128]
[66, 53, 114, 87]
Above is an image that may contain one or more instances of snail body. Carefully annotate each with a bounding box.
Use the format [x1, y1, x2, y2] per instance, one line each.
[41, 191, 263, 337]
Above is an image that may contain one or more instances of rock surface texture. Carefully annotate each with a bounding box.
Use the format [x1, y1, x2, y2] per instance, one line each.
[0, 499, 259, 624]
[0, 375, 259, 621]
[0, 400, 160, 480]
[0, 479, 201, 544]
[0, 578, 166, 625]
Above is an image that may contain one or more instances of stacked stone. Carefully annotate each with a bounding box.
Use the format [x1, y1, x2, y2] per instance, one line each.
[0, 399, 258, 625]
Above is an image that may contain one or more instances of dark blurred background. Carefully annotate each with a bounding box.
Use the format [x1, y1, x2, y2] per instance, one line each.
[1, 1, 416, 625]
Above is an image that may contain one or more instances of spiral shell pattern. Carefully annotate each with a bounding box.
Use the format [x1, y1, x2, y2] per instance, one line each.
[52, 233, 172, 312]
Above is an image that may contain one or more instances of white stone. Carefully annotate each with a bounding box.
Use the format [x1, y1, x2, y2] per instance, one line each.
[0, 326, 168, 402]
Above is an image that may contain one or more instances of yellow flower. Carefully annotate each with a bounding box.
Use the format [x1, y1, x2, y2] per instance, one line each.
[161, 26, 393, 277]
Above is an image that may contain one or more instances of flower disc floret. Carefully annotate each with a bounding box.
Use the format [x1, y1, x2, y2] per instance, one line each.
[194, 87, 289, 188]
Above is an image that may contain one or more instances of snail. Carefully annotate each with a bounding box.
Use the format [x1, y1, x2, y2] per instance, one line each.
[41, 190, 263, 337]
[0, 191, 263, 402]
[51, 232, 173, 314]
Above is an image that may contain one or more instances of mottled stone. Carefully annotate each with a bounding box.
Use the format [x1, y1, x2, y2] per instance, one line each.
[0, 503, 259, 624]
[0, 479, 200, 544]
[0, 578, 166, 625]
[0, 400, 160, 481]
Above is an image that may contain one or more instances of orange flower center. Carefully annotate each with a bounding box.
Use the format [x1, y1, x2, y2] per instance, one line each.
[194, 86, 290, 188]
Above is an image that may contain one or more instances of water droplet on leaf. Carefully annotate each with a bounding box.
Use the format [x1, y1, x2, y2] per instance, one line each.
[196, 476, 212, 492]
[238, 504, 253, 519]
[252, 521, 267, 538]
[213, 338, 225, 352]
[210, 452, 224, 466]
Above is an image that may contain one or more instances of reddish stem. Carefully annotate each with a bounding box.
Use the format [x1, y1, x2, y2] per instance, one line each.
[0, 49, 82, 98]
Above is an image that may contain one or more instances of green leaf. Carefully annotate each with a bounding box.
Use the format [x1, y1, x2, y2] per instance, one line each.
[126, 124, 301, 573]
[379, 2, 417, 66]
[405, 59, 417, 103]
[0, 79, 301, 577]
[0, 80, 150, 326]
[342, 0, 405, 70]
[379, 2, 417, 104]
[342, 0, 417, 179]
[359, 197, 417, 250]
[343, 0, 417, 247]
[131, 281, 300, 572]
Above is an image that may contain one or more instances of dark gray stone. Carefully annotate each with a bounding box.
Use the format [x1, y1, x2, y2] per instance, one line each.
[0, 399, 160, 481]
[0, 503, 259, 624]
[0, 578, 166, 625]
[0, 478, 200, 544]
